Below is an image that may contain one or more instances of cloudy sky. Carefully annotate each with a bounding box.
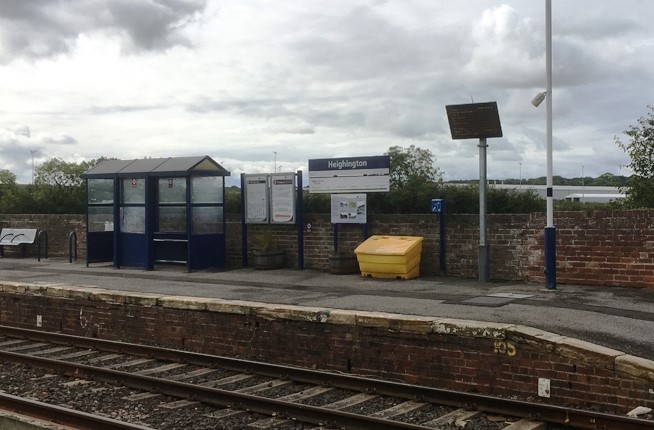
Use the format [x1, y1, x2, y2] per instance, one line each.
[1, 0, 652, 185]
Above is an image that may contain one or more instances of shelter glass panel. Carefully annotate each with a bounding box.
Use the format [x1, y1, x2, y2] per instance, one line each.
[192, 206, 223, 234]
[158, 178, 187, 204]
[88, 179, 114, 204]
[122, 178, 145, 204]
[192, 176, 223, 204]
[120, 207, 145, 233]
[158, 206, 187, 233]
[88, 206, 114, 232]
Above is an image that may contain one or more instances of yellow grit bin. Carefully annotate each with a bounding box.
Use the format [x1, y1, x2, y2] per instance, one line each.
[354, 235, 424, 279]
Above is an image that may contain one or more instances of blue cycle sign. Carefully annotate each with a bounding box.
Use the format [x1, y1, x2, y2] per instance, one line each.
[431, 199, 444, 214]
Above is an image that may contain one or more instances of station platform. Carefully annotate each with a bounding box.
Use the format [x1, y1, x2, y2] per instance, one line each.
[0, 258, 653, 360]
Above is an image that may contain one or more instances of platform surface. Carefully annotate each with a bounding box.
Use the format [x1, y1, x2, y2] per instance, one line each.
[0, 258, 653, 360]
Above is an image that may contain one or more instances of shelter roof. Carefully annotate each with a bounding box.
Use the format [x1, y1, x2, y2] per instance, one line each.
[82, 156, 230, 178]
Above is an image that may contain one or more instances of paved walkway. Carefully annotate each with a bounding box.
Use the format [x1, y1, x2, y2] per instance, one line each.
[1, 258, 653, 359]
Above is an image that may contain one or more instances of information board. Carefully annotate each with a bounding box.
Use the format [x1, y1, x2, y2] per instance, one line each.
[309, 155, 390, 193]
[445, 102, 503, 140]
[244, 174, 269, 223]
[330, 194, 367, 224]
[271, 173, 296, 224]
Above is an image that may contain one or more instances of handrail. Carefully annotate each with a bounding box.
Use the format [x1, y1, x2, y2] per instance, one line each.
[68, 231, 78, 263]
[36, 230, 48, 262]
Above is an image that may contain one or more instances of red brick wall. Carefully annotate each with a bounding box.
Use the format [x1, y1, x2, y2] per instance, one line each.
[1, 284, 651, 412]
[2, 209, 654, 288]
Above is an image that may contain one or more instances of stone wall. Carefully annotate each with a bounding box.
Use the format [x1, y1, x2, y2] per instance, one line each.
[2, 209, 653, 288]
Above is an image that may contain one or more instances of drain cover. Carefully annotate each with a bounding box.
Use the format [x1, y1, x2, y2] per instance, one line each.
[487, 293, 534, 299]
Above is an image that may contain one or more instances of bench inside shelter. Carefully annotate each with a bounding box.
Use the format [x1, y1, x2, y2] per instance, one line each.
[0, 228, 48, 261]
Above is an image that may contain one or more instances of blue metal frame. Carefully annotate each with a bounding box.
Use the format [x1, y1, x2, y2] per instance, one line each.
[82, 156, 229, 271]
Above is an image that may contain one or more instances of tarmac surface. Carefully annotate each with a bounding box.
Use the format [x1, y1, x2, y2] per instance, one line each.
[1, 258, 653, 360]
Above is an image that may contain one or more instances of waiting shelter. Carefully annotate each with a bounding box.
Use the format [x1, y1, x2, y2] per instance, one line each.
[81, 156, 230, 271]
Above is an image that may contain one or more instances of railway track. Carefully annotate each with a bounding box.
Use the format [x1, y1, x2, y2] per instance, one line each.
[0, 325, 651, 430]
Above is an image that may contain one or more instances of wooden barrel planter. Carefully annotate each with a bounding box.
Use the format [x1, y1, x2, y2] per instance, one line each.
[253, 249, 285, 270]
[329, 253, 359, 275]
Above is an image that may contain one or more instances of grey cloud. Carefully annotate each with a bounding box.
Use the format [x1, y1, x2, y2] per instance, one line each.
[40, 134, 78, 146]
[10, 125, 31, 138]
[86, 104, 164, 115]
[0, 0, 206, 62]
[290, 5, 456, 81]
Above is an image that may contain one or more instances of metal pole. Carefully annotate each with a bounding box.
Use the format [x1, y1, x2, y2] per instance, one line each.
[296, 170, 304, 270]
[241, 173, 248, 267]
[544, 0, 556, 289]
[478, 137, 489, 282]
[439, 210, 446, 275]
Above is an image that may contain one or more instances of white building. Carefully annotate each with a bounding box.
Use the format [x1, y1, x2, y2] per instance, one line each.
[488, 184, 626, 202]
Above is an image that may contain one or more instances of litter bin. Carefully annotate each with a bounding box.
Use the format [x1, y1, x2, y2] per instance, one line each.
[354, 235, 423, 279]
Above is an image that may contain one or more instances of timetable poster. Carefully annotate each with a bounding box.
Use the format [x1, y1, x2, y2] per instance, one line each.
[244, 174, 269, 223]
[271, 173, 296, 224]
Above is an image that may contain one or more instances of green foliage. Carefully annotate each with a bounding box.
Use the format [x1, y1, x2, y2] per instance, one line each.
[0, 169, 17, 185]
[225, 186, 241, 214]
[554, 199, 626, 212]
[488, 187, 545, 214]
[616, 106, 654, 207]
[32, 158, 98, 213]
[304, 182, 544, 215]
[303, 192, 330, 213]
[385, 145, 442, 190]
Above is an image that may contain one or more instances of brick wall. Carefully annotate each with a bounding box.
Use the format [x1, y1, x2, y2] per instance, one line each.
[2, 209, 653, 288]
[1, 283, 652, 412]
[0, 214, 84, 260]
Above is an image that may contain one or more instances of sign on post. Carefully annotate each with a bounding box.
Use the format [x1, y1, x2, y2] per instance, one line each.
[445, 102, 503, 140]
[445, 101, 502, 283]
[308, 156, 390, 193]
[431, 198, 444, 214]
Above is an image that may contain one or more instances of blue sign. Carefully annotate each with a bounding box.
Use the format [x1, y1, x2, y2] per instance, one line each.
[431, 198, 444, 214]
[308, 156, 390, 171]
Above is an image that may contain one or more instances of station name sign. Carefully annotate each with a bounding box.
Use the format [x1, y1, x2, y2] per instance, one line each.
[308, 155, 390, 194]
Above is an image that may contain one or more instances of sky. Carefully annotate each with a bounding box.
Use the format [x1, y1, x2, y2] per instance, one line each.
[1, 0, 653, 186]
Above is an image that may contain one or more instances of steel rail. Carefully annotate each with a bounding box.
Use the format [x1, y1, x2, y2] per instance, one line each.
[1, 325, 653, 430]
[0, 392, 153, 430]
[0, 349, 436, 430]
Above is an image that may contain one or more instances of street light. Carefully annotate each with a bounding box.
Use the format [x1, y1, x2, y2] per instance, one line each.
[532, 0, 556, 290]
[581, 165, 585, 201]
[30, 149, 36, 185]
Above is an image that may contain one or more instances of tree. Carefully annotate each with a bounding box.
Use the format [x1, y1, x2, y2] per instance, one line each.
[33, 157, 99, 213]
[385, 145, 442, 190]
[616, 106, 654, 207]
[0, 169, 16, 185]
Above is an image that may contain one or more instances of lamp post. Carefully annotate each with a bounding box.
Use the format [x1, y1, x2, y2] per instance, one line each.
[273, 151, 277, 173]
[30, 149, 36, 185]
[581, 165, 585, 201]
[532, 0, 555, 290]
[544, 0, 556, 290]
